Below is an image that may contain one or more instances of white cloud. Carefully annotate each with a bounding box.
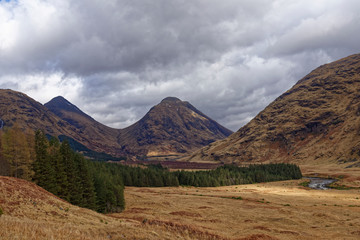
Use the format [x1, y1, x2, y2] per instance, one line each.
[0, 72, 83, 104]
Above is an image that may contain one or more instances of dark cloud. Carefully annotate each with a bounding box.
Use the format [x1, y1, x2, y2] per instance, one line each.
[1, 0, 360, 131]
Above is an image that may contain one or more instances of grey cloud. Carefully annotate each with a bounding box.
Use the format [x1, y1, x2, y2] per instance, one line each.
[1, 0, 360, 131]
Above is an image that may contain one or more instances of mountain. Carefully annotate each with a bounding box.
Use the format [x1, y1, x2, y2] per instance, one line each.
[0, 89, 231, 158]
[0, 89, 76, 137]
[45, 96, 120, 156]
[42, 95, 232, 157]
[188, 54, 360, 167]
[117, 97, 233, 156]
[0, 90, 122, 156]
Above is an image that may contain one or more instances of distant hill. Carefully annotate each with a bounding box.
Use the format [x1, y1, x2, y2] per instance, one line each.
[188, 54, 360, 168]
[0, 89, 76, 138]
[117, 97, 233, 156]
[0, 90, 232, 158]
[45, 96, 121, 156]
[45, 95, 232, 157]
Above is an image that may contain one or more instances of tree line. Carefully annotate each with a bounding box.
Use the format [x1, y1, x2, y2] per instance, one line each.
[104, 162, 302, 188]
[0, 126, 302, 214]
[0, 128, 124, 213]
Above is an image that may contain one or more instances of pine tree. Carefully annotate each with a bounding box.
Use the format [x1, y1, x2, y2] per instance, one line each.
[49, 137, 68, 199]
[33, 130, 56, 194]
[2, 125, 33, 180]
[0, 131, 10, 176]
[74, 153, 97, 210]
[60, 140, 80, 203]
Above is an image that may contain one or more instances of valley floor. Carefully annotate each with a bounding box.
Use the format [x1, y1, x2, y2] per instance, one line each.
[117, 179, 360, 240]
[1, 167, 360, 239]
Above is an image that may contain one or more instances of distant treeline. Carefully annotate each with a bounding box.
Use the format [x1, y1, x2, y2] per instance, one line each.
[107, 162, 302, 188]
[0, 126, 302, 214]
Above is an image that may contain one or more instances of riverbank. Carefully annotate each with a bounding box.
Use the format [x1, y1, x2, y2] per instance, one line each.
[300, 164, 360, 188]
[305, 177, 336, 190]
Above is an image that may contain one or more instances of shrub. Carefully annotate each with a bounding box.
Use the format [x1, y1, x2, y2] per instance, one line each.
[0, 206, 3, 216]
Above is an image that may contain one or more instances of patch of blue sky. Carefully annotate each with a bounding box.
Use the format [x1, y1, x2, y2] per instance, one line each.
[0, 0, 17, 3]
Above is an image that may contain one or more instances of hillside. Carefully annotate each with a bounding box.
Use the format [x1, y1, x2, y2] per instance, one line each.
[0, 90, 77, 138]
[188, 53, 360, 167]
[0, 176, 199, 239]
[0, 90, 231, 158]
[0, 90, 122, 156]
[45, 96, 121, 156]
[117, 97, 233, 156]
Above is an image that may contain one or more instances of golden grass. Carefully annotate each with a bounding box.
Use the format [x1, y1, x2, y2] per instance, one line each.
[1, 170, 360, 239]
[0, 215, 99, 240]
[118, 177, 360, 240]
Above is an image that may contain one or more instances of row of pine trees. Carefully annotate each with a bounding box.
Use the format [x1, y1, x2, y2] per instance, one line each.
[0, 126, 302, 214]
[105, 162, 302, 188]
[32, 130, 125, 213]
[0, 127, 125, 213]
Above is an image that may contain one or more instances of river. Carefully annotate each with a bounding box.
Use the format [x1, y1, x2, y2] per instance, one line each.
[305, 177, 336, 190]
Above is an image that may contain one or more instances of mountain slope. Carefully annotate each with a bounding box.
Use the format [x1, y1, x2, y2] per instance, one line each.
[0, 176, 184, 239]
[0, 89, 76, 137]
[43, 95, 232, 157]
[45, 96, 120, 155]
[117, 97, 233, 156]
[0, 90, 121, 156]
[0, 90, 231, 157]
[188, 54, 360, 167]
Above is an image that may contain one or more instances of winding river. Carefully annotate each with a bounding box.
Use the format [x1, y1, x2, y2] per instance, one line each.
[305, 177, 336, 190]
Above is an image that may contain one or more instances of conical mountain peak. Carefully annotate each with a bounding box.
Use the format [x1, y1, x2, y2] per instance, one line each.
[45, 96, 86, 117]
[118, 97, 233, 156]
[161, 97, 182, 103]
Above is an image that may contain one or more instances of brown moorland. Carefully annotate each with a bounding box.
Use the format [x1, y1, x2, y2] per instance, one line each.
[1, 169, 360, 240]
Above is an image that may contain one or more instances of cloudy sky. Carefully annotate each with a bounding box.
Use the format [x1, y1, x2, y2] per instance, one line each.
[1, 0, 359, 131]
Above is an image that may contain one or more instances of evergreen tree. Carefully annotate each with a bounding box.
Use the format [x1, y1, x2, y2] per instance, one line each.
[75, 153, 97, 210]
[1, 125, 33, 180]
[60, 140, 81, 204]
[33, 130, 57, 194]
[0, 131, 10, 176]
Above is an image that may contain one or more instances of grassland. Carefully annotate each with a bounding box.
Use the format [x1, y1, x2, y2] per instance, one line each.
[1, 165, 360, 239]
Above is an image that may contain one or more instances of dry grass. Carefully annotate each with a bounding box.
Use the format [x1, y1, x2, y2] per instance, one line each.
[118, 176, 360, 240]
[0, 215, 99, 240]
[1, 171, 360, 239]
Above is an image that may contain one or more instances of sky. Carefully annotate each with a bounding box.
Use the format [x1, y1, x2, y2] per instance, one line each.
[1, 0, 360, 131]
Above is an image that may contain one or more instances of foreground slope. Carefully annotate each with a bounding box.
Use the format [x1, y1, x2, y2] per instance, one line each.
[0, 176, 216, 239]
[117, 97, 233, 156]
[189, 54, 360, 167]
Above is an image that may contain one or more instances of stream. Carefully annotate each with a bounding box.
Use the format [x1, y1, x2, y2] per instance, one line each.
[305, 177, 336, 190]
